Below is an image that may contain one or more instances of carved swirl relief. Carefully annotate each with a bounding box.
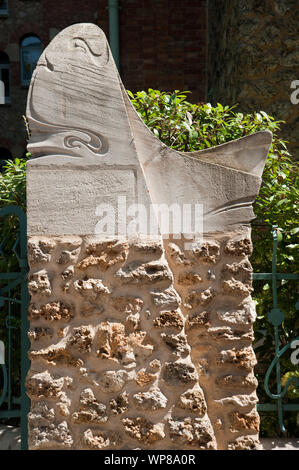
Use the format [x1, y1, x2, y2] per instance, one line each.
[27, 117, 109, 160]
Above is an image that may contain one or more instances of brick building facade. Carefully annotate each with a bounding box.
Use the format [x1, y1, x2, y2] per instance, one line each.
[0, 0, 298, 160]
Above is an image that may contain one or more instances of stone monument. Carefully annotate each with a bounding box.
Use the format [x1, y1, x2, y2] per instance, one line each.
[26, 24, 272, 450]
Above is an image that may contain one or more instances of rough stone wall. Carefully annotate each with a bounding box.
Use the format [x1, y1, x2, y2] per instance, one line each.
[26, 231, 260, 450]
[164, 234, 260, 450]
[208, 0, 299, 159]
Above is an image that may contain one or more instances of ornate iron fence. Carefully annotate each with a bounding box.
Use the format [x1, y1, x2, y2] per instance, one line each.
[0, 205, 29, 450]
[254, 226, 299, 433]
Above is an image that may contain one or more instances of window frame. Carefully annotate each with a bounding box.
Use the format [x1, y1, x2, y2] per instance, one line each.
[20, 35, 43, 87]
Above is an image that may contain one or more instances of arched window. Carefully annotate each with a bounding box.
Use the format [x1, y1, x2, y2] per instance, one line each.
[20, 35, 43, 86]
[0, 52, 10, 104]
[0, 147, 12, 172]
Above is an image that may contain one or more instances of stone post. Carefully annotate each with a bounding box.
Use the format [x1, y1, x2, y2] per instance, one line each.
[26, 24, 272, 450]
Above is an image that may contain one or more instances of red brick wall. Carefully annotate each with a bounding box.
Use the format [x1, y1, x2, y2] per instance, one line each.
[120, 0, 207, 102]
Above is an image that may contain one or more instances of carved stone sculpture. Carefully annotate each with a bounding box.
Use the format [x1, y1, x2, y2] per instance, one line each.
[26, 24, 272, 450]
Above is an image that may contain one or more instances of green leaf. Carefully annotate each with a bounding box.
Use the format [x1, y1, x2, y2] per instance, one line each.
[126, 90, 134, 98]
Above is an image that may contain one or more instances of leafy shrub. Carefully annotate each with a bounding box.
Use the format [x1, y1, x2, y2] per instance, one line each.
[0, 90, 298, 435]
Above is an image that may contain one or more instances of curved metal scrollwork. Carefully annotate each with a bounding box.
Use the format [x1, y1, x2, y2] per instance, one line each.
[264, 338, 299, 400]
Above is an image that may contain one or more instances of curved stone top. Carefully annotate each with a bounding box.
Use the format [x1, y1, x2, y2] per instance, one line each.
[26, 23, 272, 236]
[26, 23, 137, 166]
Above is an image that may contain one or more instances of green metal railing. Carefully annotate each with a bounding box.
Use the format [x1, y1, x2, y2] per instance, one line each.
[254, 225, 299, 432]
[0, 205, 30, 450]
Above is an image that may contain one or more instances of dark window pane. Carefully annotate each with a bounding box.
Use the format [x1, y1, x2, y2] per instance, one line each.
[0, 1, 8, 13]
[21, 36, 42, 85]
[0, 51, 9, 64]
[0, 147, 12, 172]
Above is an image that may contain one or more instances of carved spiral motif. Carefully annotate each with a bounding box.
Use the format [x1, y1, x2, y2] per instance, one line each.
[64, 130, 109, 155]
